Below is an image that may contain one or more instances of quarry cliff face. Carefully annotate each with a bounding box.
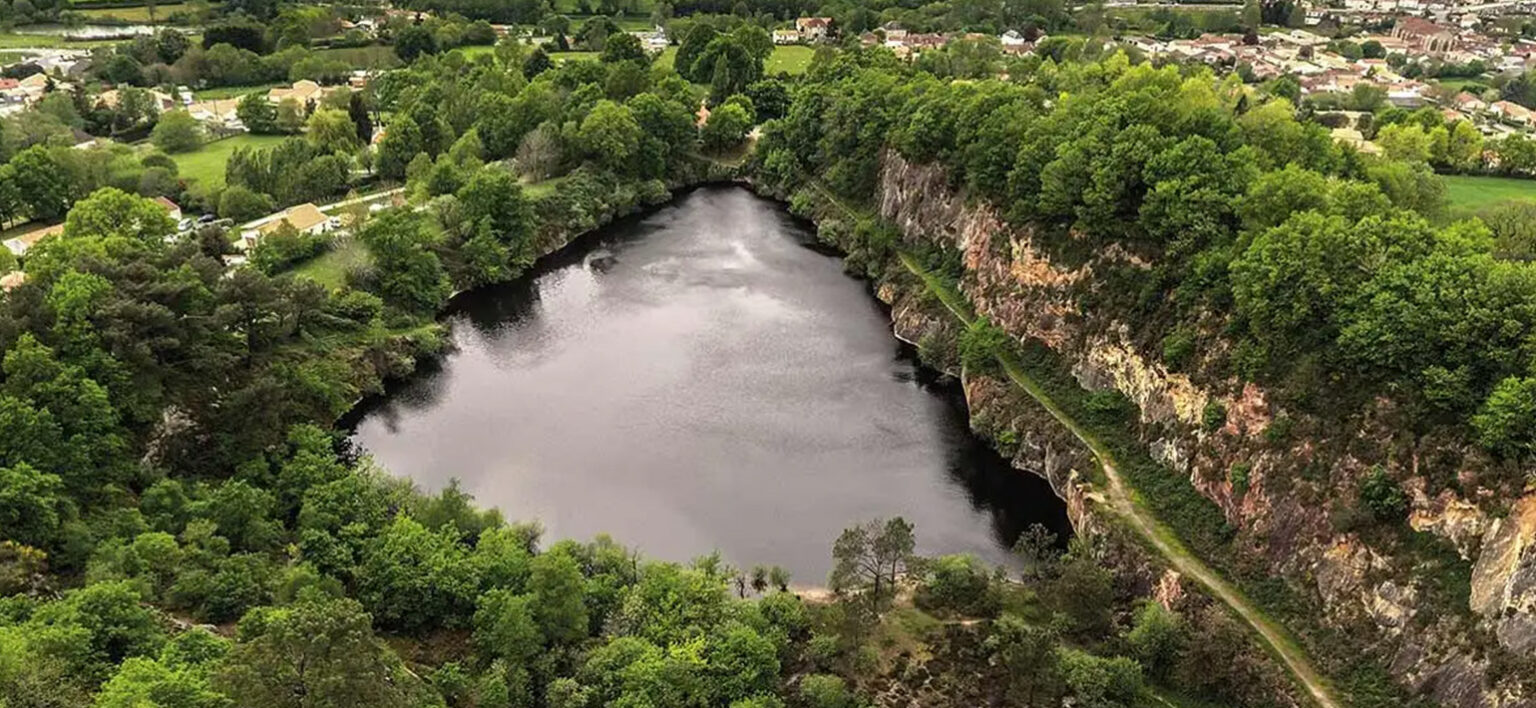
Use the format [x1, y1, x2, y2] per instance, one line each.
[872, 150, 1536, 707]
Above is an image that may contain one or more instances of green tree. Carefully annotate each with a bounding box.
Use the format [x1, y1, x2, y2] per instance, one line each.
[798, 674, 852, 708]
[376, 117, 425, 180]
[274, 98, 306, 135]
[306, 108, 361, 155]
[473, 589, 542, 663]
[600, 32, 647, 63]
[152, 110, 204, 153]
[456, 167, 535, 254]
[529, 549, 589, 645]
[356, 516, 480, 633]
[218, 594, 425, 708]
[96, 656, 229, 708]
[577, 100, 642, 174]
[1474, 376, 1536, 457]
[1126, 603, 1184, 681]
[218, 185, 276, 222]
[9, 146, 70, 220]
[701, 101, 752, 152]
[1056, 647, 1143, 708]
[0, 463, 66, 548]
[238, 92, 278, 134]
[986, 613, 1062, 704]
[829, 517, 915, 608]
[395, 25, 439, 61]
[358, 209, 452, 313]
[1377, 122, 1433, 164]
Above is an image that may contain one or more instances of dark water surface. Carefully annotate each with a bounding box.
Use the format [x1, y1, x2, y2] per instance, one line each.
[349, 186, 1070, 580]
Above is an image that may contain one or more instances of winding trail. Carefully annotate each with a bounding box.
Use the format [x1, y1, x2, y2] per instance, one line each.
[894, 250, 1342, 708]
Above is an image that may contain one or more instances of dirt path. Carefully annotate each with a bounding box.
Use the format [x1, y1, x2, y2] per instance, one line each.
[895, 251, 1343, 708]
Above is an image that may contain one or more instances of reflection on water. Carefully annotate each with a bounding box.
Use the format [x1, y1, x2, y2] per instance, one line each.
[348, 186, 1071, 579]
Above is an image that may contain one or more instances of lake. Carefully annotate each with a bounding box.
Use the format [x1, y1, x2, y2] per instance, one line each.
[348, 186, 1071, 581]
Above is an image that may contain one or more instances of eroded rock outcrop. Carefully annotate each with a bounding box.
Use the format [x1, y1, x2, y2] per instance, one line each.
[872, 150, 1535, 707]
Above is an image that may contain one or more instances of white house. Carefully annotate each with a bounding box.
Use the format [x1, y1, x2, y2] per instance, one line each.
[773, 29, 802, 44]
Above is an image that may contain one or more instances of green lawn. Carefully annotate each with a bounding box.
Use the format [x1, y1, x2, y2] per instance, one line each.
[452, 44, 497, 60]
[765, 45, 814, 75]
[549, 50, 598, 63]
[0, 32, 120, 48]
[170, 134, 288, 190]
[193, 82, 282, 100]
[314, 45, 401, 70]
[291, 238, 369, 290]
[656, 45, 813, 75]
[1444, 175, 1536, 212]
[75, 3, 190, 21]
[522, 176, 567, 199]
[564, 13, 653, 30]
[1436, 77, 1490, 94]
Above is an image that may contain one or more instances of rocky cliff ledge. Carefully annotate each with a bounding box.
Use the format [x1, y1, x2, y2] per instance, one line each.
[873, 150, 1535, 708]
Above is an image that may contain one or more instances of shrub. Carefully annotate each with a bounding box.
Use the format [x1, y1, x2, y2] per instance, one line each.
[1161, 329, 1195, 369]
[799, 674, 852, 708]
[913, 554, 1000, 618]
[1359, 466, 1407, 522]
[958, 317, 1010, 374]
[1201, 401, 1227, 432]
[1230, 462, 1252, 496]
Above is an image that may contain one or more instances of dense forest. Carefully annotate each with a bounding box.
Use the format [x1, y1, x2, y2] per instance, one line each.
[750, 40, 1536, 705]
[757, 47, 1536, 470]
[9, 0, 1536, 703]
[0, 27, 1314, 708]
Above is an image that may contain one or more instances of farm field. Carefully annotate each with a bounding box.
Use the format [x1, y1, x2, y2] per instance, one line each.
[0, 32, 119, 48]
[75, 3, 191, 21]
[170, 134, 288, 190]
[1444, 174, 1536, 212]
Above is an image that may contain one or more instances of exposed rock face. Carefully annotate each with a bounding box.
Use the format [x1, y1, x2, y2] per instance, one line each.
[872, 150, 1535, 707]
[1473, 495, 1536, 655]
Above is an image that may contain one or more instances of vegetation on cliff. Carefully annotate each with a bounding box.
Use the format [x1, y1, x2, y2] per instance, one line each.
[754, 45, 1536, 705]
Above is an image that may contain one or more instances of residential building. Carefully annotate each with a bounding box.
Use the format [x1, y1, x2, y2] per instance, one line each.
[3, 223, 64, 257]
[238, 203, 338, 251]
[268, 80, 326, 106]
[795, 17, 832, 41]
[773, 29, 802, 44]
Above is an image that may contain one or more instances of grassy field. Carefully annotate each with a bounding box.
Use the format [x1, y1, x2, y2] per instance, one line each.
[550, 50, 598, 62]
[1444, 174, 1536, 211]
[562, 12, 653, 30]
[170, 134, 288, 190]
[1436, 77, 1490, 94]
[765, 45, 814, 75]
[453, 44, 497, 59]
[193, 82, 282, 100]
[75, 3, 190, 21]
[656, 45, 814, 75]
[0, 32, 120, 49]
[291, 238, 368, 290]
[315, 45, 401, 70]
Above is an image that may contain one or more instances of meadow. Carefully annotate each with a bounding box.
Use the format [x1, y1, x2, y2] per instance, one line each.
[169, 134, 288, 190]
